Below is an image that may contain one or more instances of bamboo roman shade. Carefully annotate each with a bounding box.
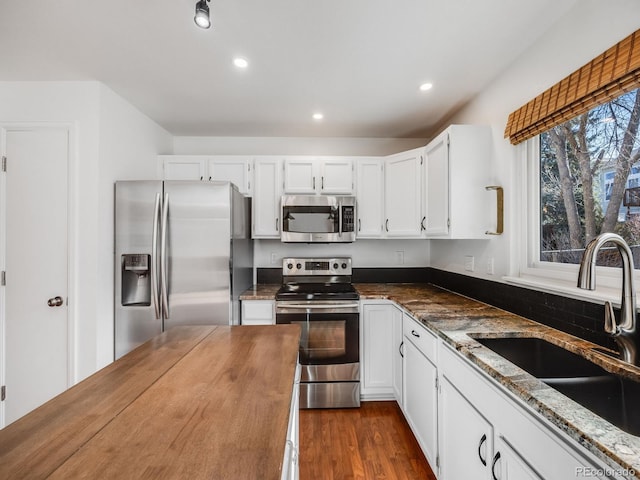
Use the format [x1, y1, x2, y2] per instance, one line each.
[504, 29, 640, 145]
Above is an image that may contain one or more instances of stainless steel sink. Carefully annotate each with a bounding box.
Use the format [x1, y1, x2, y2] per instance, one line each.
[474, 337, 640, 436]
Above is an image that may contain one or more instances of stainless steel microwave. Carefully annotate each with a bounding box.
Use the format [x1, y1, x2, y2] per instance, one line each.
[281, 195, 356, 243]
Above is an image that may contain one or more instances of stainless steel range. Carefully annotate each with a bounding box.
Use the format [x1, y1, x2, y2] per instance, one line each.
[275, 257, 360, 408]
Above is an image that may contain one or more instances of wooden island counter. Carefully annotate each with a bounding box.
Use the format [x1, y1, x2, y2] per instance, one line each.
[0, 325, 301, 480]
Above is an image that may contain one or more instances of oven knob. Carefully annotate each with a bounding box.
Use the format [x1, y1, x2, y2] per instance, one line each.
[333, 263, 339, 269]
[296, 263, 302, 269]
[287, 263, 293, 270]
[342, 263, 347, 269]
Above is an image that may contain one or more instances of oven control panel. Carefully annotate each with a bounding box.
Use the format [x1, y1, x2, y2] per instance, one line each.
[282, 257, 352, 276]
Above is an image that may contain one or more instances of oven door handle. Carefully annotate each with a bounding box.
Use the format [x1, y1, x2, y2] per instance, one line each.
[277, 303, 360, 309]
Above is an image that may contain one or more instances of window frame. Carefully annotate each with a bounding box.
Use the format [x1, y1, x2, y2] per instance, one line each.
[506, 135, 639, 307]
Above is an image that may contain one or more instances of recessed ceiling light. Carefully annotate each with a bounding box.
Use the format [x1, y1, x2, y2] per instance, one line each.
[233, 58, 249, 68]
[419, 82, 433, 92]
[312, 113, 324, 120]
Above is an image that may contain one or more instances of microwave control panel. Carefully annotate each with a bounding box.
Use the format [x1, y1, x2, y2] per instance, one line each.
[342, 206, 355, 232]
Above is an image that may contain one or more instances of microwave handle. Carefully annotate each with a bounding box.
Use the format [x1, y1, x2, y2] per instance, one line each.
[339, 201, 343, 237]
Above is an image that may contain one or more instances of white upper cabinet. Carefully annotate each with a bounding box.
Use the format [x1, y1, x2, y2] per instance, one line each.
[320, 158, 354, 194]
[384, 148, 424, 237]
[283, 157, 316, 194]
[160, 155, 206, 180]
[158, 155, 252, 195]
[283, 157, 354, 195]
[355, 158, 384, 238]
[424, 125, 493, 238]
[206, 156, 252, 194]
[252, 157, 283, 238]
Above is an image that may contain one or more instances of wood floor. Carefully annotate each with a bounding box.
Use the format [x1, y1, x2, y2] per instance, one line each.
[299, 401, 436, 480]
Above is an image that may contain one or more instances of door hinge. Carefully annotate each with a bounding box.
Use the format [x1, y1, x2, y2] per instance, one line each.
[420, 155, 424, 165]
[435, 454, 440, 468]
[435, 376, 439, 391]
[2, 156, 6, 172]
[1, 385, 5, 401]
[447, 218, 451, 228]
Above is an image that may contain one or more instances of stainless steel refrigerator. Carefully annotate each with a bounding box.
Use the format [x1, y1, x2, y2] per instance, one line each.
[114, 180, 253, 359]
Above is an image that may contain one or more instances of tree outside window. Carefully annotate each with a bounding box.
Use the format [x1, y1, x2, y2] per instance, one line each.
[540, 88, 640, 266]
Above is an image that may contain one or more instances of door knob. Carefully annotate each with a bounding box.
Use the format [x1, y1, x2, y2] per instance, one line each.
[47, 296, 64, 307]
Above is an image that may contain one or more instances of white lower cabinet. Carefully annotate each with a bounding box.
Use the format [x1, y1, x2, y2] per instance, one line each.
[403, 314, 438, 470]
[438, 374, 493, 479]
[361, 302, 399, 400]
[241, 300, 275, 325]
[391, 306, 403, 405]
[438, 343, 608, 480]
[282, 362, 301, 480]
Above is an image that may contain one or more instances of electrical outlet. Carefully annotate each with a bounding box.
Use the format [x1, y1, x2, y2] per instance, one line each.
[464, 255, 475, 272]
[487, 257, 494, 275]
[395, 251, 404, 265]
[270, 252, 277, 265]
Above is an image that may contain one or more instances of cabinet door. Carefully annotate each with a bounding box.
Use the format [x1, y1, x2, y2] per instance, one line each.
[252, 158, 283, 238]
[439, 375, 493, 480]
[284, 157, 317, 193]
[424, 133, 449, 236]
[494, 436, 543, 480]
[391, 306, 403, 406]
[207, 156, 251, 194]
[320, 158, 353, 194]
[403, 338, 438, 470]
[361, 304, 394, 399]
[241, 300, 275, 325]
[161, 155, 206, 180]
[356, 159, 384, 237]
[384, 149, 423, 237]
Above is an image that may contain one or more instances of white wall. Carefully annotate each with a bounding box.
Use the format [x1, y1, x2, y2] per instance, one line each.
[0, 81, 172, 382]
[96, 84, 172, 370]
[429, 0, 640, 282]
[173, 136, 427, 156]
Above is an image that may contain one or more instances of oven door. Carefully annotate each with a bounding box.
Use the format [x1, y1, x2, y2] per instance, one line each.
[276, 301, 359, 382]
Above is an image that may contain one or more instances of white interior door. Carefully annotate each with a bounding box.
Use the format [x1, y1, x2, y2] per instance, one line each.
[2, 128, 69, 426]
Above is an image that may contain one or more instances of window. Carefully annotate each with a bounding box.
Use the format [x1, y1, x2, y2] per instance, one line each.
[538, 88, 640, 267]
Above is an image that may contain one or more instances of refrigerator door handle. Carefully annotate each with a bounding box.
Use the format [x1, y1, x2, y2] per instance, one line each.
[160, 192, 170, 319]
[151, 193, 161, 320]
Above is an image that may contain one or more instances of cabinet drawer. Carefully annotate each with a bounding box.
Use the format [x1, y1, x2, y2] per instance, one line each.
[403, 314, 437, 362]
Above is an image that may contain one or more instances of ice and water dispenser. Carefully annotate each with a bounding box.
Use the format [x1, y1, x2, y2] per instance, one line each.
[121, 254, 151, 306]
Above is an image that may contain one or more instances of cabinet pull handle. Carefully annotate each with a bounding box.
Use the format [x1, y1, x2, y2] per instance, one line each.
[485, 186, 504, 235]
[209, 176, 212, 181]
[411, 330, 420, 338]
[358, 218, 361, 232]
[421, 216, 426, 231]
[491, 451, 501, 480]
[385, 219, 389, 232]
[399, 341, 404, 358]
[321, 176, 324, 190]
[276, 218, 279, 232]
[478, 434, 487, 466]
[313, 177, 316, 190]
[200, 176, 204, 181]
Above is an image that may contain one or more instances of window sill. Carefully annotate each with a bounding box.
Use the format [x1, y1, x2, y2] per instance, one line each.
[503, 273, 633, 309]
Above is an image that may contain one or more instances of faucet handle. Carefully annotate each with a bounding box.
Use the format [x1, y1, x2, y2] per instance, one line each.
[604, 301, 619, 335]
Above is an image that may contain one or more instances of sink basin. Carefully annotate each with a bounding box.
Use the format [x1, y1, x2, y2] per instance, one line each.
[474, 337, 640, 436]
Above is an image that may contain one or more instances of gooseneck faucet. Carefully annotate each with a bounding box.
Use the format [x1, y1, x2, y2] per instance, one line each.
[577, 232, 640, 365]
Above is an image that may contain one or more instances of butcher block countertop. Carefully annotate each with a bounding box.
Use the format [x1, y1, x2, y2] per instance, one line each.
[0, 325, 301, 480]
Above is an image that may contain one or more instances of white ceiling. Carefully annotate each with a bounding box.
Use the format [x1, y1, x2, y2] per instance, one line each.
[0, 0, 578, 138]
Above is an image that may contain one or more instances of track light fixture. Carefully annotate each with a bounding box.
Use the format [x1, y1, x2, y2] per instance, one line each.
[194, 0, 211, 29]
